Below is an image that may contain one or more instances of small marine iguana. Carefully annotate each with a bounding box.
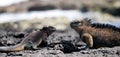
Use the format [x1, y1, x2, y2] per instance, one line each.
[70, 18, 120, 49]
[0, 26, 56, 52]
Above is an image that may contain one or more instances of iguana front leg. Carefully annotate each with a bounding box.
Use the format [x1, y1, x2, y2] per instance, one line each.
[24, 41, 41, 50]
[81, 33, 93, 49]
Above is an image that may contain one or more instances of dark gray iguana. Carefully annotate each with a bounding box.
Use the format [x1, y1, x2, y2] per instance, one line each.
[70, 18, 120, 49]
[0, 26, 56, 52]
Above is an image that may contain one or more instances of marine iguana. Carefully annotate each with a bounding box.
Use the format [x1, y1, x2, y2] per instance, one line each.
[70, 18, 120, 49]
[0, 26, 56, 52]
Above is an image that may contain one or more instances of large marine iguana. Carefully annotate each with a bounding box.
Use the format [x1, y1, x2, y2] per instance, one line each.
[70, 18, 120, 49]
[0, 26, 56, 52]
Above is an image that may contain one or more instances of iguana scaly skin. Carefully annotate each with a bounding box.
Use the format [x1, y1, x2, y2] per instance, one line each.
[70, 19, 120, 49]
[0, 26, 56, 52]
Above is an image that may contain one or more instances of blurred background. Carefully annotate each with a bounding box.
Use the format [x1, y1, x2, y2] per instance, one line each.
[0, 0, 120, 32]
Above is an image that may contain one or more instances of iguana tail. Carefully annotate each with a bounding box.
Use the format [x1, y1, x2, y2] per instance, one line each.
[0, 44, 24, 52]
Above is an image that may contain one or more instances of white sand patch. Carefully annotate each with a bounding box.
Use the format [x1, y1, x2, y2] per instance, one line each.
[0, 0, 28, 7]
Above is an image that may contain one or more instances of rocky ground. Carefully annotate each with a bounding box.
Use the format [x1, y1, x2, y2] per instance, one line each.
[0, 28, 120, 57]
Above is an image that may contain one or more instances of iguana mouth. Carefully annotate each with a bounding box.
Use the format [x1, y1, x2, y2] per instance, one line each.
[48, 26, 56, 32]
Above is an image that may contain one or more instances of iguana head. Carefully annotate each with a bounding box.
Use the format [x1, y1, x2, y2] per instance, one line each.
[70, 18, 91, 29]
[41, 26, 56, 36]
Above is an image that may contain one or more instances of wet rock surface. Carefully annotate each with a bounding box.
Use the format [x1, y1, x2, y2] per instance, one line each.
[0, 29, 120, 57]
